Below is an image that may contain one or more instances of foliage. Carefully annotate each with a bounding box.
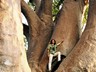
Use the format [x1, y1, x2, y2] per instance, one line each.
[24, 36, 28, 50]
[82, 5, 89, 24]
[28, 2, 35, 10]
[52, 0, 64, 17]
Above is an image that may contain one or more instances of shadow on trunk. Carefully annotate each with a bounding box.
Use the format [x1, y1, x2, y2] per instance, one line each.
[23, 24, 29, 41]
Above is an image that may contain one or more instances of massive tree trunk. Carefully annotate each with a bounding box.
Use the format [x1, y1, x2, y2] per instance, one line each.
[56, 0, 96, 72]
[51, 0, 85, 56]
[21, 0, 53, 72]
[0, 0, 30, 72]
[40, 0, 85, 71]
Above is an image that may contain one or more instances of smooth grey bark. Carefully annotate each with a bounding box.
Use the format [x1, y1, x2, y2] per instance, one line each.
[0, 0, 31, 72]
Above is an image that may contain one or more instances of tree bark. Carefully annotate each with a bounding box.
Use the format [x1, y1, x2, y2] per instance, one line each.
[40, 0, 85, 71]
[51, 0, 85, 55]
[37, 0, 52, 23]
[56, 0, 96, 72]
[21, 0, 53, 72]
[0, 0, 30, 72]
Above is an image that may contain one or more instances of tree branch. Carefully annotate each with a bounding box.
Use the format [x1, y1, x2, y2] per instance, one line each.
[21, 0, 42, 36]
[56, 0, 96, 72]
[21, 1, 53, 72]
[37, 0, 52, 25]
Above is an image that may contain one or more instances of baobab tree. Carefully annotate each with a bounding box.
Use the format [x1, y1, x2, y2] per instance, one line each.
[21, 0, 90, 72]
[2, 0, 96, 72]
